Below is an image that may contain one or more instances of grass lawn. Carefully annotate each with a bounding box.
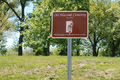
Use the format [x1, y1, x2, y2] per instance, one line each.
[0, 56, 120, 80]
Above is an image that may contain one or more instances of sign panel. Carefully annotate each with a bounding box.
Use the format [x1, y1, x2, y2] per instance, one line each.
[52, 11, 88, 38]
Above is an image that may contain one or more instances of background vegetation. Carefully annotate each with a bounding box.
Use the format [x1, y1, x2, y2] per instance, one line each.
[0, 0, 120, 57]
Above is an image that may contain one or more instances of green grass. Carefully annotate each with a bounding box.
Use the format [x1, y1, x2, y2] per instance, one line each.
[0, 56, 120, 80]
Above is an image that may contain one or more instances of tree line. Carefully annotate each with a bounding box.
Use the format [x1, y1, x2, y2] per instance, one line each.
[0, 0, 120, 57]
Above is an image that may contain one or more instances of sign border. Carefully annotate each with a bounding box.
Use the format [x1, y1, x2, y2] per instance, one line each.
[51, 11, 88, 38]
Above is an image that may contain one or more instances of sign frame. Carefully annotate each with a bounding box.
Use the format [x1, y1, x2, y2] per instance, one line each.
[51, 11, 88, 38]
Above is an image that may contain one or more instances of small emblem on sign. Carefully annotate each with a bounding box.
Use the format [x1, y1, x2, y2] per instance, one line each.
[66, 20, 73, 34]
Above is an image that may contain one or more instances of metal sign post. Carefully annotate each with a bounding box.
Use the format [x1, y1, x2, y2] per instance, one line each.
[67, 38, 72, 80]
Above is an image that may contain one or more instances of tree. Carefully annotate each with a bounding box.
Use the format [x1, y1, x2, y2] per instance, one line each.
[88, 0, 112, 56]
[49, 0, 89, 56]
[24, 0, 90, 56]
[104, 0, 120, 57]
[72, 0, 89, 56]
[2, 0, 33, 55]
[81, 38, 93, 56]
[0, 34, 7, 55]
[24, 0, 52, 56]
[0, 1, 15, 55]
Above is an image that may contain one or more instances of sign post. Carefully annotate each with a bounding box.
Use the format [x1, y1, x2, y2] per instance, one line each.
[67, 38, 72, 80]
[52, 11, 88, 80]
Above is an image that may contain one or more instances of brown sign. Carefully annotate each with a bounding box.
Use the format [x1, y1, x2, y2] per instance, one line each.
[52, 11, 88, 38]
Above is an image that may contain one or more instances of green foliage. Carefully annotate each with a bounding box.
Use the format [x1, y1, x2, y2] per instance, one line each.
[23, 47, 35, 56]
[0, 30, 7, 55]
[24, 0, 52, 55]
[59, 49, 67, 56]
[50, 47, 60, 55]
[23, 0, 89, 56]
[0, 39, 7, 55]
[1, 0, 35, 55]
[3, 0, 120, 57]
[87, 0, 120, 56]
[35, 47, 42, 56]
[0, 1, 16, 55]
[103, 1, 120, 57]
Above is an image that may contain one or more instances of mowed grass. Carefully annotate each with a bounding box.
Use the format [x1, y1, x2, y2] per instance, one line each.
[0, 56, 120, 80]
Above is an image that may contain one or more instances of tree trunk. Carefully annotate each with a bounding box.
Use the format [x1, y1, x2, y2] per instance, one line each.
[112, 48, 115, 57]
[93, 32, 98, 56]
[3, 1, 27, 56]
[18, 34, 23, 55]
[92, 44, 97, 56]
[77, 39, 80, 56]
[18, 3, 25, 56]
[111, 41, 115, 57]
[77, 50, 79, 56]
[96, 47, 100, 56]
[47, 41, 50, 56]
